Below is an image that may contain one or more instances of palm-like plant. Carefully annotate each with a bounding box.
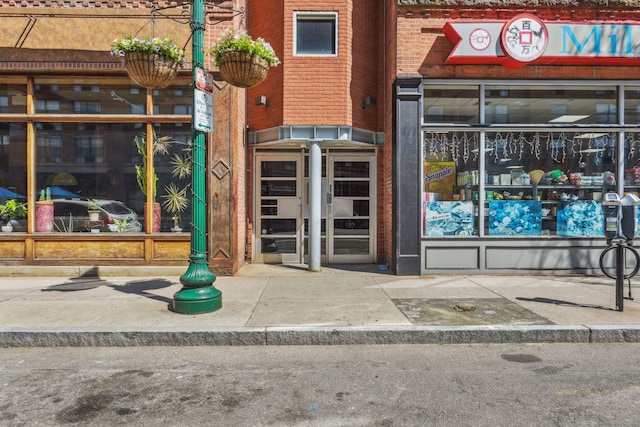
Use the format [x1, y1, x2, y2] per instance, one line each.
[161, 144, 192, 231]
[161, 183, 189, 217]
[134, 133, 174, 201]
[135, 131, 191, 231]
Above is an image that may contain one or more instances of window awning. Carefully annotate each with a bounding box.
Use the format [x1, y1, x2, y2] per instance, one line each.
[249, 125, 384, 147]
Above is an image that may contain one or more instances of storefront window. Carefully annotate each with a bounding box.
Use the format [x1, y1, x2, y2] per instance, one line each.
[423, 131, 479, 236]
[484, 131, 614, 237]
[152, 85, 193, 115]
[1, 77, 191, 235]
[422, 81, 632, 239]
[35, 79, 147, 115]
[0, 122, 27, 231]
[624, 132, 640, 191]
[153, 123, 193, 233]
[0, 83, 27, 114]
[624, 86, 640, 124]
[484, 84, 617, 125]
[35, 122, 145, 233]
[424, 85, 479, 124]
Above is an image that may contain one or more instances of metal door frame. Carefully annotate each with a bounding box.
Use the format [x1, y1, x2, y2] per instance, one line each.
[254, 149, 377, 265]
[254, 152, 304, 264]
[324, 152, 377, 263]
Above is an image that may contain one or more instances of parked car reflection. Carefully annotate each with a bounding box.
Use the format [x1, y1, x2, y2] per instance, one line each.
[11, 198, 142, 232]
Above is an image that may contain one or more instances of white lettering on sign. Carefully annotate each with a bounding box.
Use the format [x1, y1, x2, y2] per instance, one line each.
[424, 166, 454, 184]
[194, 88, 213, 132]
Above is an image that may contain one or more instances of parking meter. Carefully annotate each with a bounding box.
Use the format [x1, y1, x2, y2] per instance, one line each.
[620, 193, 640, 241]
[600, 192, 640, 312]
[602, 192, 621, 242]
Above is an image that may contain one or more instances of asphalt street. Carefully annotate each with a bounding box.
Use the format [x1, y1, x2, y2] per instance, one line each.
[1, 344, 640, 426]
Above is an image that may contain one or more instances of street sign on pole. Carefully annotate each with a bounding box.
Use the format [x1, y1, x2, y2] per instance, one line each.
[195, 67, 214, 93]
[194, 88, 213, 133]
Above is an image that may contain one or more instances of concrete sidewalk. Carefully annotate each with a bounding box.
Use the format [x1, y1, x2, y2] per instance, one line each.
[1, 264, 640, 346]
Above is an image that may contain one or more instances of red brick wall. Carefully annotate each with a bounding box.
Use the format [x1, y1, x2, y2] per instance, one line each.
[351, 0, 381, 132]
[380, 0, 396, 268]
[247, 0, 285, 131]
[281, 0, 351, 126]
[247, 0, 382, 130]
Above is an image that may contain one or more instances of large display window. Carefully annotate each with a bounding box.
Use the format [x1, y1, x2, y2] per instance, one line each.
[0, 77, 192, 234]
[422, 81, 640, 238]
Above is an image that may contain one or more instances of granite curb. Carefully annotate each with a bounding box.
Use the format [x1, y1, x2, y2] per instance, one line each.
[2, 324, 640, 347]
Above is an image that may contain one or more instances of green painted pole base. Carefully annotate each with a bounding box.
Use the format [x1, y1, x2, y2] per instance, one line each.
[173, 286, 222, 314]
[173, 256, 222, 314]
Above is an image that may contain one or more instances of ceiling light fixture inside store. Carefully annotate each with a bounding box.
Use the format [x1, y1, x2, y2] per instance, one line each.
[575, 132, 608, 139]
[549, 115, 589, 123]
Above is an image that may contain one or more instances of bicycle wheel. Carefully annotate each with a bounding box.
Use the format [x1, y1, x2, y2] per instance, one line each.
[599, 244, 640, 280]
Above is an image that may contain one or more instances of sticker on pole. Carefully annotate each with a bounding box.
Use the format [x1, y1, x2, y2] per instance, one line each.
[194, 88, 213, 132]
[195, 67, 214, 93]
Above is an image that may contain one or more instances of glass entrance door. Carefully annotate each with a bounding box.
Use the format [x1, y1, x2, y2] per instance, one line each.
[326, 154, 376, 263]
[255, 155, 303, 263]
[302, 152, 377, 264]
[255, 151, 376, 265]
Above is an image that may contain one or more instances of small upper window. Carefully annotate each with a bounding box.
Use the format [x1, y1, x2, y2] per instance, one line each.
[295, 12, 337, 56]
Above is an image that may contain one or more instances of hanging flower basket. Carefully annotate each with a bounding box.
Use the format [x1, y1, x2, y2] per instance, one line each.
[111, 35, 186, 90]
[218, 51, 270, 88]
[124, 52, 180, 89]
[207, 30, 280, 88]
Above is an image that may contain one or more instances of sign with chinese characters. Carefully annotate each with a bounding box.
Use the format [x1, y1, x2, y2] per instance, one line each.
[500, 14, 548, 65]
[443, 14, 640, 68]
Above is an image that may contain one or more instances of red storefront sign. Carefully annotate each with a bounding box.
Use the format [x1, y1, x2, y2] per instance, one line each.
[443, 14, 640, 68]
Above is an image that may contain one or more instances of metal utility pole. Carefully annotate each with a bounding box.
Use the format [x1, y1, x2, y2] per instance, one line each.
[173, 0, 222, 314]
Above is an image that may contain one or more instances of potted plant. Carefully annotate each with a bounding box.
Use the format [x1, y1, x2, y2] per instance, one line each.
[87, 199, 100, 221]
[207, 29, 280, 88]
[161, 183, 189, 232]
[36, 187, 54, 232]
[0, 199, 27, 232]
[110, 35, 186, 89]
[113, 218, 130, 233]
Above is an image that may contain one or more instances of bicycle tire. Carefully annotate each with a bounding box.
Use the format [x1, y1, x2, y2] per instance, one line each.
[599, 244, 640, 280]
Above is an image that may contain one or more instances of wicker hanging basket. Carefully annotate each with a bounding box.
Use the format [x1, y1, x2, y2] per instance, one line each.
[218, 51, 269, 88]
[124, 52, 180, 89]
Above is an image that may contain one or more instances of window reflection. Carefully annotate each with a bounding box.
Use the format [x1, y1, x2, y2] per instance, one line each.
[0, 84, 27, 114]
[424, 85, 480, 124]
[0, 122, 27, 213]
[35, 80, 148, 115]
[484, 85, 617, 125]
[624, 86, 640, 124]
[153, 124, 193, 233]
[0, 78, 192, 234]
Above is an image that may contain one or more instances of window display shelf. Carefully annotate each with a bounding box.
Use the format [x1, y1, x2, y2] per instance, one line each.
[485, 185, 609, 190]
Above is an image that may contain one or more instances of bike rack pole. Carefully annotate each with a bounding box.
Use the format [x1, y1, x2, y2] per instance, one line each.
[616, 243, 624, 311]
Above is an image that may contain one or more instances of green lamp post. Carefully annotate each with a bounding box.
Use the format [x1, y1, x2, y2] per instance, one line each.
[173, 0, 222, 314]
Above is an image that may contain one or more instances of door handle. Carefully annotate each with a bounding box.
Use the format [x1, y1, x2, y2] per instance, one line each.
[327, 185, 333, 204]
